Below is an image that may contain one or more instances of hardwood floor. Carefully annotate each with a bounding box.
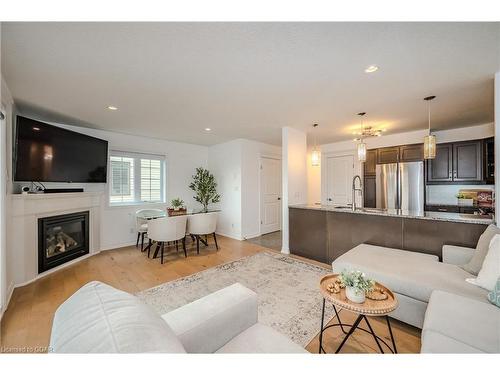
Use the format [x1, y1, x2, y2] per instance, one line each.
[0, 235, 421, 353]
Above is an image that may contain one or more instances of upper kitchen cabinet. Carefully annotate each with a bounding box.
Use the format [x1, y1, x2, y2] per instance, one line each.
[484, 137, 494, 184]
[376, 146, 399, 164]
[399, 144, 424, 162]
[376, 144, 424, 164]
[427, 143, 453, 182]
[364, 149, 377, 176]
[453, 140, 482, 181]
[426, 139, 489, 184]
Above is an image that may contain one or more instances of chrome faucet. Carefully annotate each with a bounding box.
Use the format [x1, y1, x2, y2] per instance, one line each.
[352, 175, 363, 211]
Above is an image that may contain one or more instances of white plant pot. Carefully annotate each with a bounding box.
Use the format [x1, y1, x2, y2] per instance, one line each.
[458, 198, 474, 207]
[346, 286, 365, 304]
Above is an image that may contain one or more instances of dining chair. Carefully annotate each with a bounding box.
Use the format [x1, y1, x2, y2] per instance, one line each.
[147, 215, 188, 264]
[187, 212, 218, 254]
[135, 209, 164, 251]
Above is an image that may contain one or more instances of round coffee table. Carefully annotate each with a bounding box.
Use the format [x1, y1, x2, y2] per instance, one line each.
[318, 274, 399, 354]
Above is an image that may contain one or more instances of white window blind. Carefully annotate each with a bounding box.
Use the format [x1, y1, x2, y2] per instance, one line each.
[109, 151, 165, 205]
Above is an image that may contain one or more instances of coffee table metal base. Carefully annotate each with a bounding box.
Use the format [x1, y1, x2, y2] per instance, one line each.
[318, 298, 398, 354]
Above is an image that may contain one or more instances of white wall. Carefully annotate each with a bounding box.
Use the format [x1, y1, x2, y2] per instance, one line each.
[1, 76, 15, 318]
[240, 139, 281, 239]
[281, 127, 307, 254]
[208, 140, 243, 240]
[495, 72, 500, 218]
[313, 123, 495, 204]
[208, 138, 281, 240]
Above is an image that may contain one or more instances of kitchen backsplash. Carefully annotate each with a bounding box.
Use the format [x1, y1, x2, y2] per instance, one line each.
[426, 185, 495, 205]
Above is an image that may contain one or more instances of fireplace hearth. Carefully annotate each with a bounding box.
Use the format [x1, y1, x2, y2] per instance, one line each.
[38, 211, 90, 273]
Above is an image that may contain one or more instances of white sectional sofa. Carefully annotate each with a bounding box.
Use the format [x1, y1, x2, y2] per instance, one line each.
[332, 243, 499, 353]
[50, 281, 306, 353]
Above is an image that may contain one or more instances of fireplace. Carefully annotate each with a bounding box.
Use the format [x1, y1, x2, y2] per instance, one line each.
[38, 211, 90, 273]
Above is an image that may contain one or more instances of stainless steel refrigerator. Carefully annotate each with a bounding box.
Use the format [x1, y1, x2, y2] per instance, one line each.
[376, 161, 424, 212]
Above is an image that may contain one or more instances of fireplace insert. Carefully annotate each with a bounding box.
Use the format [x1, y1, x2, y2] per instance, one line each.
[38, 211, 90, 273]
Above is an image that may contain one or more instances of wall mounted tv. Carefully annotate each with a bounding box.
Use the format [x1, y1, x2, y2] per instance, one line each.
[14, 116, 108, 183]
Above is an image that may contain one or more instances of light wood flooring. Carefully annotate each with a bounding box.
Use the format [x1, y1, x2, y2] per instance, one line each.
[0, 235, 421, 353]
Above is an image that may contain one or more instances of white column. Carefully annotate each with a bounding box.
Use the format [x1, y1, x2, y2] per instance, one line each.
[495, 72, 500, 222]
[281, 127, 307, 254]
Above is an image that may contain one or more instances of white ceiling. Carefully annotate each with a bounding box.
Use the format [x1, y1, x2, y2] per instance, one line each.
[2, 22, 499, 146]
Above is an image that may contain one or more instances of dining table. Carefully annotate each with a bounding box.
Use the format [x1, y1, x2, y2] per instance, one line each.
[139, 208, 220, 255]
[136, 208, 220, 220]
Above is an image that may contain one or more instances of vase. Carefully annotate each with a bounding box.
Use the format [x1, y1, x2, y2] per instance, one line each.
[346, 286, 365, 304]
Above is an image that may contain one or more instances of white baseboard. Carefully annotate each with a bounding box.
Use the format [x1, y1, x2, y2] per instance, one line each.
[100, 241, 136, 251]
[5, 251, 100, 298]
[216, 231, 243, 241]
[0, 281, 15, 322]
[242, 232, 261, 240]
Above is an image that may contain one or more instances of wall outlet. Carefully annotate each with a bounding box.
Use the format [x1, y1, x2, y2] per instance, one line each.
[129, 228, 134, 234]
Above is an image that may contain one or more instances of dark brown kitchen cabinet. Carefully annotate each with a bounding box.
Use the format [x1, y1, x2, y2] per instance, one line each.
[426, 143, 453, 182]
[427, 139, 485, 184]
[377, 147, 399, 164]
[453, 140, 482, 181]
[484, 137, 494, 184]
[399, 144, 424, 162]
[363, 176, 376, 208]
[364, 150, 377, 176]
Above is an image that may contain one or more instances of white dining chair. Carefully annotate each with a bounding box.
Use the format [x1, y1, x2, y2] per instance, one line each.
[187, 212, 218, 254]
[147, 215, 188, 264]
[135, 209, 164, 251]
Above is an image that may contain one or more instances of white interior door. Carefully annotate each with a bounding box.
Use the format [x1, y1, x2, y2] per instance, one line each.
[326, 155, 354, 206]
[260, 157, 282, 234]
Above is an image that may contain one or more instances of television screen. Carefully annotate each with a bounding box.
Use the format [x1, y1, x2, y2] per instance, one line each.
[14, 116, 108, 183]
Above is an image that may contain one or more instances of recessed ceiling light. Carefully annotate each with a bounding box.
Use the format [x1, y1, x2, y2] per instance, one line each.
[107, 106, 118, 111]
[365, 65, 379, 73]
[205, 128, 211, 132]
[32, 127, 40, 131]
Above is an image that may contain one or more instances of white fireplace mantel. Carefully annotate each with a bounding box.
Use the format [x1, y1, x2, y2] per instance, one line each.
[9, 192, 102, 286]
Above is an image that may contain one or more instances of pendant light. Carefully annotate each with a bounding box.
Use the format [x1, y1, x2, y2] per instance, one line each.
[357, 112, 367, 162]
[423, 95, 437, 160]
[311, 123, 320, 167]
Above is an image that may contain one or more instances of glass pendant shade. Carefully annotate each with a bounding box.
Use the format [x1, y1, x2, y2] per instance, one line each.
[311, 149, 320, 167]
[357, 142, 367, 162]
[424, 134, 436, 159]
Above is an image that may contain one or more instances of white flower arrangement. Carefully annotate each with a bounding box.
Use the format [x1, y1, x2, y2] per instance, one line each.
[339, 269, 375, 294]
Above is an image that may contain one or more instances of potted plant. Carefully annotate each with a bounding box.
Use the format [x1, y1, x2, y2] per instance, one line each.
[189, 167, 220, 212]
[171, 198, 185, 211]
[167, 198, 186, 216]
[456, 193, 474, 207]
[339, 269, 374, 304]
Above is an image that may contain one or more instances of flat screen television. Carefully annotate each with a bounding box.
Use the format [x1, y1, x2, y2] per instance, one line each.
[14, 116, 108, 183]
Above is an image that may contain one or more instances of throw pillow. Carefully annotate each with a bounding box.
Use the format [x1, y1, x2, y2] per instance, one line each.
[467, 234, 500, 291]
[488, 277, 500, 307]
[462, 224, 500, 275]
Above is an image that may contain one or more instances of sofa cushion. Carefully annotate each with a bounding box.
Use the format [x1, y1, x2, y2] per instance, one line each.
[421, 290, 500, 353]
[215, 323, 307, 353]
[162, 283, 258, 353]
[462, 224, 500, 275]
[332, 244, 488, 303]
[488, 277, 500, 307]
[50, 281, 186, 353]
[471, 234, 500, 291]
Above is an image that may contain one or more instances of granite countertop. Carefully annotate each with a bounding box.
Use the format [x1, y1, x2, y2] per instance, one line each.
[289, 204, 495, 225]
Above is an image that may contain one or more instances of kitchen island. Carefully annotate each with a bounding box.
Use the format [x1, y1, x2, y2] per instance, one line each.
[289, 204, 494, 264]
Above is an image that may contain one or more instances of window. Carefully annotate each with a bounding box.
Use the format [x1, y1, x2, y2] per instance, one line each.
[109, 151, 165, 205]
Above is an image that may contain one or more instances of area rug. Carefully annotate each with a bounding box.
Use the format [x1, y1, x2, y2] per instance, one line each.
[137, 252, 336, 347]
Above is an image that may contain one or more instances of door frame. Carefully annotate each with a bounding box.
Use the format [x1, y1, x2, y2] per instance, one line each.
[321, 150, 362, 206]
[259, 154, 282, 236]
